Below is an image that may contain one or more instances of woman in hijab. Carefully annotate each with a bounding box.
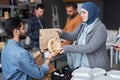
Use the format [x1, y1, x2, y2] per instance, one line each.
[57, 2, 110, 71]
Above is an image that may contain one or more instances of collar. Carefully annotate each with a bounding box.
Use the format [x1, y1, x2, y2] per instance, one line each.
[8, 39, 22, 47]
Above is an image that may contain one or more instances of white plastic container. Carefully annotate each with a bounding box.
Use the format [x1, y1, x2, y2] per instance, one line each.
[93, 76, 115, 80]
[107, 70, 120, 79]
[71, 77, 91, 80]
[72, 67, 91, 78]
[90, 68, 106, 78]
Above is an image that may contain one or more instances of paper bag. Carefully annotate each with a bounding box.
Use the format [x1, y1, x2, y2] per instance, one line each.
[39, 29, 59, 52]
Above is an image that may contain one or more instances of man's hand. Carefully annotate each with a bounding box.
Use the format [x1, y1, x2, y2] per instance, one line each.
[45, 51, 58, 65]
[32, 51, 41, 59]
[48, 52, 59, 59]
[44, 48, 64, 65]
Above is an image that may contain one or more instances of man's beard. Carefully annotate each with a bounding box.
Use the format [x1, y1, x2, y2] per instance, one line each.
[68, 15, 74, 19]
[68, 12, 78, 19]
[19, 34, 26, 40]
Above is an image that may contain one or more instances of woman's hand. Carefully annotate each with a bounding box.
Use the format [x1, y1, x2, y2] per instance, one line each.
[58, 48, 64, 54]
[54, 28, 62, 34]
[113, 44, 120, 51]
[47, 48, 64, 59]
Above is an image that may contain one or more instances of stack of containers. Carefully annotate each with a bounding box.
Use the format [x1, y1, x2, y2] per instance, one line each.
[71, 67, 107, 80]
[92, 70, 120, 80]
[93, 76, 114, 80]
[107, 70, 120, 80]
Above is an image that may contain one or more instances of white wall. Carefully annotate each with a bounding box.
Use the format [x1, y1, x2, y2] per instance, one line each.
[77, 3, 83, 13]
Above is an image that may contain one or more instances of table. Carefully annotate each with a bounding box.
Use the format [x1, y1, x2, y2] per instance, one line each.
[109, 46, 120, 68]
[51, 54, 66, 68]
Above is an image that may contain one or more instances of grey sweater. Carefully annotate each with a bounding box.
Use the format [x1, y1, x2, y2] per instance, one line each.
[60, 18, 110, 71]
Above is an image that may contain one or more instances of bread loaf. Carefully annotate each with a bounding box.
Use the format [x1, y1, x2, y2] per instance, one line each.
[48, 38, 61, 53]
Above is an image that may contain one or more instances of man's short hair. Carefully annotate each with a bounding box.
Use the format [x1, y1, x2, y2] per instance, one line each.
[35, 3, 44, 9]
[4, 17, 23, 38]
[66, 2, 78, 9]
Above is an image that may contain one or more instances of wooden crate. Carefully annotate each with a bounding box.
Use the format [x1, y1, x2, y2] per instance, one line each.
[32, 52, 56, 80]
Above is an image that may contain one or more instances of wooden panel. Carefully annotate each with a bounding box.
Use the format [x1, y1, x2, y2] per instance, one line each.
[64, 0, 90, 3]
[0, 0, 9, 5]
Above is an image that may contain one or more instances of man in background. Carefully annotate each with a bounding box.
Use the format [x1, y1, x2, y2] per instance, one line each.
[27, 3, 45, 50]
[62, 2, 82, 46]
[62, 2, 82, 69]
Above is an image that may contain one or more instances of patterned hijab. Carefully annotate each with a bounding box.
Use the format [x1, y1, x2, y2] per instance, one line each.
[81, 2, 100, 25]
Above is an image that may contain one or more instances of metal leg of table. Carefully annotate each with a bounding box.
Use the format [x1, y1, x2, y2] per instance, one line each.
[110, 46, 113, 68]
[115, 51, 119, 64]
[54, 61, 57, 69]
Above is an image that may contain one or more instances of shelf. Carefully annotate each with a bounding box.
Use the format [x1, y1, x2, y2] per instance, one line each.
[64, 0, 90, 3]
[22, 19, 29, 22]
[0, 4, 28, 9]
[0, 4, 30, 23]
[0, 19, 29, 22]
[0, 18, 6, 22]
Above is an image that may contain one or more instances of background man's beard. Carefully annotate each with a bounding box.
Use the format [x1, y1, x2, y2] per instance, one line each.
[68, 15, 72, 18]
[19, 35, 26, 40]
[68, 14, 74, 19]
